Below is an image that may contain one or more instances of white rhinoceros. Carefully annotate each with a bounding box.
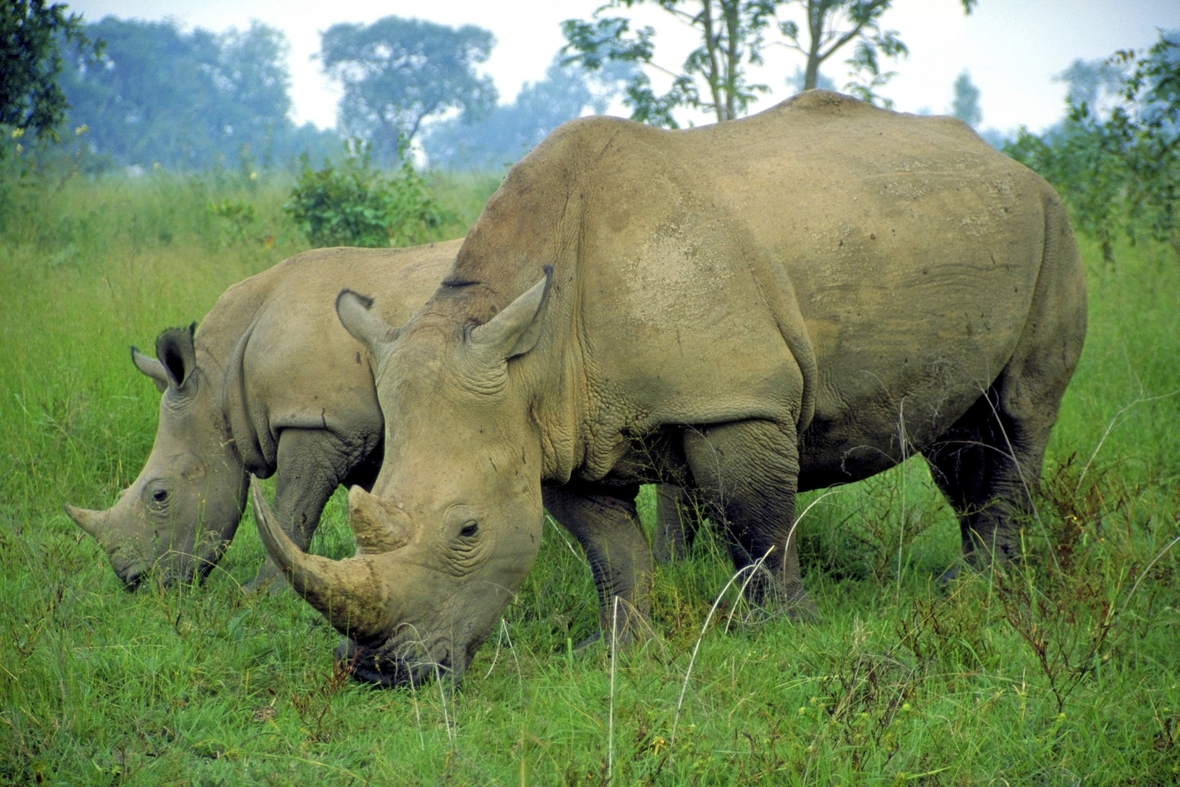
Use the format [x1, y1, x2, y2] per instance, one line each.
[254, 91, 1087, 686]
[65, 240, 460, 588]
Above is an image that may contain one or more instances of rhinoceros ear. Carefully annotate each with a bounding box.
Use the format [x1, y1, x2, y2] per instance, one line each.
[155, 322, 198, 392]
[336, 290, 400, 353]
[469, 267, 552, 361]
[131, 346, 169, 393]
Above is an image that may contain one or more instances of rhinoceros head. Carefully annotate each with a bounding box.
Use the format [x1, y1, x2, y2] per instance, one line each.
[253, 278, 551, 686]
[65, 324, 247, 588]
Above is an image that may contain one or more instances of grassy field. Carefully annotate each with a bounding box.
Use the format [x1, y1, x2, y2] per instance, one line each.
[1, 167, 1178, 785]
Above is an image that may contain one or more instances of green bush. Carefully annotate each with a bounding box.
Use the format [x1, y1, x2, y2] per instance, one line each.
[283, 139, 450, 248]
[1005, 32, 1180, 266]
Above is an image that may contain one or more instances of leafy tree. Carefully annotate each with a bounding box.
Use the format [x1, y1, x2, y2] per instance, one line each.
[951, 70, 981, 127]
[1056, 56, 1124, 114]
[562, 0, 976, 127]
[1, 0, 97, 140]
[58, 17, 339, 171]
[1006, 31, 1180, 264]
[779, 0, 910, 102]
[320, 16, 498, 160]
[563, 1, 779, 126]
[423, 55, 634, 171]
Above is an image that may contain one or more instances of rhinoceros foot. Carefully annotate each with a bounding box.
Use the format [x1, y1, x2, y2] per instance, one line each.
[713, 573, 822, 627]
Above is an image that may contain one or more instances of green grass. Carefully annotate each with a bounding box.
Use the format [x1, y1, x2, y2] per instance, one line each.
[2, 169, 1178, 785]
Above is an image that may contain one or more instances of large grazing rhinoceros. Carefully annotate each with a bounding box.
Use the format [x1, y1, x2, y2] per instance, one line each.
[65, 240, 461, 588]
[252, 91, 1087, 687]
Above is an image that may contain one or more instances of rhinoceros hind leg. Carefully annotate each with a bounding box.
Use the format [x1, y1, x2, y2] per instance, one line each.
[683, 419, 817, 620]
[925, 332, 1080, 568]
[543, 482, 654, 646]
[926, 201, 1086, 568]
[926, 208, 1085, 568]
[923, 387, 1036, 566]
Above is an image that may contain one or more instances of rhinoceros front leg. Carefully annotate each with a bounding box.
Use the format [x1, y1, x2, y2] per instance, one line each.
[542, 482, 654, 646]
[245, 428, 347, 593]
[683, 419, 817, 620]
[652, 483, 705, 563]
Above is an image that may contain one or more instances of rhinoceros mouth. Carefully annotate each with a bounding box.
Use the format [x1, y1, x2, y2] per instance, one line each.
[335, 639, 454, 688]
[111, 546, 223, 591]
[118, 567, 146, 591]
[108, 550, 149, 590]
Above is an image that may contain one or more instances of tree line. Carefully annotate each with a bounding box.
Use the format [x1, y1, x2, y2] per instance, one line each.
[57, 17, 339, 172]
[3, 2, 1176, 260]
[5, 0, 979, 173]
[1, 7, 632, 173]
[1004, 32, 1180, 264]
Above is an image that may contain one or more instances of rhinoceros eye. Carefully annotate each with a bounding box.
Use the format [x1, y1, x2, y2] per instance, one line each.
[445, 505, 481, 544]
[151, 489, 169, 504]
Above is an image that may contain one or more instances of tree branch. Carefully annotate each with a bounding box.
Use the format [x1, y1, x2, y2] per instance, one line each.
[700, 0, 726, 122]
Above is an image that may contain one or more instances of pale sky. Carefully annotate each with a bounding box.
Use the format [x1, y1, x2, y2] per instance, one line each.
[68, 0, 1180, 135]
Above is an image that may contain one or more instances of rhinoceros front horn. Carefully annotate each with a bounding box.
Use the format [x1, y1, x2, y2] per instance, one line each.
[249, 477, 393, 642]
[65, 504, 109, 545]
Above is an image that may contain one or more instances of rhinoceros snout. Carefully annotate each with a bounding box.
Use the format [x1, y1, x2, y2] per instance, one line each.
[67, 505, 158, 589]
[108, 552, 151, 590]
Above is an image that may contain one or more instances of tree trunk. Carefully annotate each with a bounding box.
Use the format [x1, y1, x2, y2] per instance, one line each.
[804, 0, 824, 91]
[723, 0, 740, 121]
[804, 55, 822, 91]
[701, 0, 727, 123]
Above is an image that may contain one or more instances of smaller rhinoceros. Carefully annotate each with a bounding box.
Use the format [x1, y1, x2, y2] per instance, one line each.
[65, 241, 460, 588]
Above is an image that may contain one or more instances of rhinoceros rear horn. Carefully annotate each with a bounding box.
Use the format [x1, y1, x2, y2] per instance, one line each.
[469, 267, 552, 361]
[347, 487, 415, 554]
[65, 503, 109, 544]
[250, 477, 392, 641]
[336, 290, 400, 354]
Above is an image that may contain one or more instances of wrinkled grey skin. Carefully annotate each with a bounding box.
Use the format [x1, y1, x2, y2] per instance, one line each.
[258, 92, 1087, 687]
[66, 241, 460, 588]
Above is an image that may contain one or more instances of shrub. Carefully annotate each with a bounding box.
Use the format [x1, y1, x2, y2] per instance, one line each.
[283, 139, 450, 248]
[1004, 32, 1180, 266]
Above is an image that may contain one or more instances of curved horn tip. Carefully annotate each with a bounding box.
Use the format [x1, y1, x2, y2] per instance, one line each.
[254, 480, 391, 640]
[65, 503, 106, 541]
[249, 477, 300, 557]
